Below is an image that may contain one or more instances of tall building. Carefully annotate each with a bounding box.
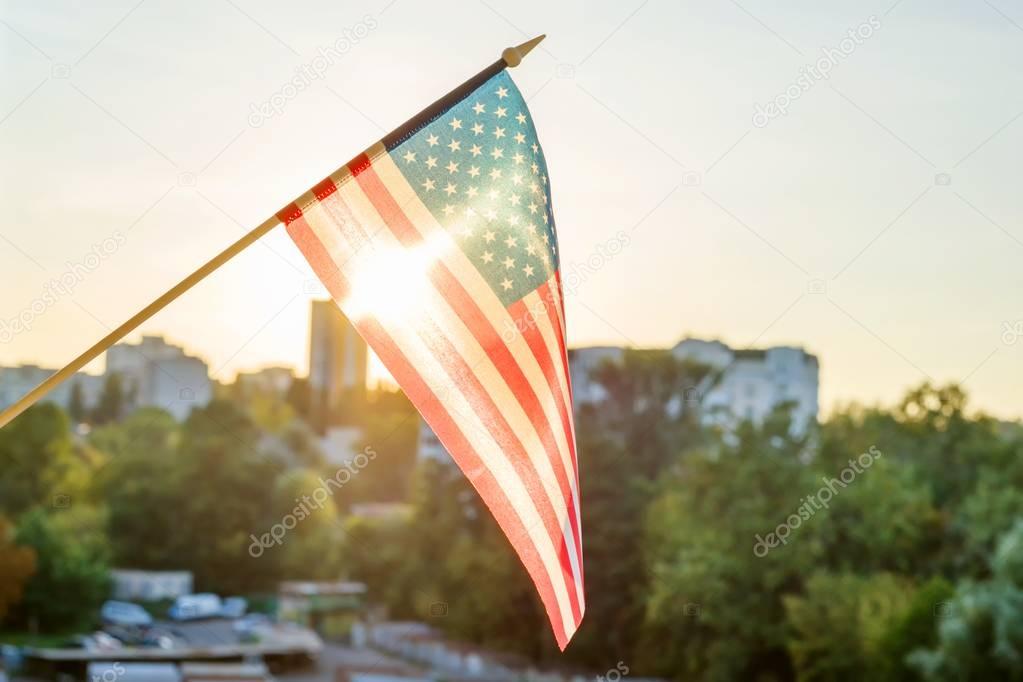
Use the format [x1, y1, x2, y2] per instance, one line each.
[105, 335, 213, 421]
[308, 300, 368, 430]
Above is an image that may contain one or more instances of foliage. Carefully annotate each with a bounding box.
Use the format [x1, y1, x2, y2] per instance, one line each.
[0, 516, 36, 623]
[92, 373, 125, 425]
[0, 404, 75, 517]
[12, 508, 110, 632]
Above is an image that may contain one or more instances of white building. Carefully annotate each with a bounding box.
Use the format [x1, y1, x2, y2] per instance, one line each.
[673, 339, 819, 435]
[0, 365, 103, 415]
[569, 338, 819, 435]
[105, 335, 213, 421]
[111, 569, 193, 601]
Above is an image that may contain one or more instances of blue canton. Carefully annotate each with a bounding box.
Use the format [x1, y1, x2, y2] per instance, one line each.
[389, 70, 559, 306]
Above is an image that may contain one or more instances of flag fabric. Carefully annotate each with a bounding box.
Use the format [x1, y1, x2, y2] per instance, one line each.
[279, 68, 583, 648]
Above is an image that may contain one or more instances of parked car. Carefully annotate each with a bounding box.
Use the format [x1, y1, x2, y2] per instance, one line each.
[219, 597, 248, 619]
[100, 601, 153, 627]
[167, 593, 222, 621]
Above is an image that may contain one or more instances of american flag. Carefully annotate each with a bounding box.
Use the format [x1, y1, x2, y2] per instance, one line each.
[279, 68, 583, 648]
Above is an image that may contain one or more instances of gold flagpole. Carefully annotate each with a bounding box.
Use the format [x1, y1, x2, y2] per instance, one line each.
[0, 34, 545, 430]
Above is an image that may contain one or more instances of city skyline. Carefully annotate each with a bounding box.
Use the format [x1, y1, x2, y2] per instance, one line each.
[2, 1, 1022, 420]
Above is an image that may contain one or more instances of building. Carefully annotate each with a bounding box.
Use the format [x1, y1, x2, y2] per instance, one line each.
[111, 570, 193, 602]
[417, 419, 449, 464]
[0, 365, 103, 416]
[105, 335, 213, 421]
[308, 300, 368, 430]
[569, 337, 819, 435]
[234, 366, 295, 397]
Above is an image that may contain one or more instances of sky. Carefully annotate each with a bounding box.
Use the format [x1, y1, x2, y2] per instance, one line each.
[1, 0, 1022, 419]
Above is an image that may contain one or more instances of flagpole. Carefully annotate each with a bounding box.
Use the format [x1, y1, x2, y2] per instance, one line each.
[0, 35, 545, 430]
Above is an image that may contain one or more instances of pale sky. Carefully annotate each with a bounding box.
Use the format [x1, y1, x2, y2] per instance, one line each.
[1, 0, 1021, 419]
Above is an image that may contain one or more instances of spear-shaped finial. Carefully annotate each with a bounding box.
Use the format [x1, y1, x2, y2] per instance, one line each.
[502, 34, 546, 67]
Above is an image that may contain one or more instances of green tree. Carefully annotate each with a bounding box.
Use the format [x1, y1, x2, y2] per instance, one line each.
[875, 577, 955, 682]
[0, 516, 36, 624]
[783, 572, 913, 682]
[910, 520, 1023, 681]
[68, 382, 86, 424]
[0, 404, 74, 517]
[13, 508, 110, 632]
[92, 373, 125, 425]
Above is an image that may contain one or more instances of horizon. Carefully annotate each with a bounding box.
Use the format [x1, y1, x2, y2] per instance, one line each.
[2, 0, 1022, 420]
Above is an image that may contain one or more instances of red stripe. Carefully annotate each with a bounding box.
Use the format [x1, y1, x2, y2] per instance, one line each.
[293, 216, 572, 648]
[508, 295, 578, 475]
[348, 153, 373, 176]
[352, 163, 583, 618]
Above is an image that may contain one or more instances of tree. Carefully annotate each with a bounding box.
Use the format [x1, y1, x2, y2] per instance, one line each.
[92, 373, 125, 424]
[68, 382, 86, 424]
[875, 577, 955, 682]
[783, 572, 913, 681]
[0, 403, 75, 517]
[0, 516, 36, 623]
[13, 508, 110, 632]
[910, 520, 1023, 681]
[92, 409, 182, 568]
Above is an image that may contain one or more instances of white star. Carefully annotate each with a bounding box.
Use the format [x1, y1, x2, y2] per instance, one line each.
[502, 256, 515, 270]
[495, 106, 508, 118]
[465, 206, 478, 218]
[483, 229, 496, 242]
[484, 208, 498, 221]
[427, 134, 439, 146]
[459, 224, 473, 237]
[468, 165, 481, 178]
[525, 243, 537, 256]
[501, 278, 513, 291]
[466, 185, 479, 198]
[513, 152, 525, 165]
[490, 147, 504, 160]
[448, 139, 461, 152]
[443, 182, 457, 196]
[496, 86, 509, 99]
[511, 174, 523, 186]
[531, 162, 539, 174]
[470, 144, 483, 157]
[403, 150, 417, 163]
[493, 126, 506, 139]
[507, 215, 520, 226]
[446, 160, 459, 174]
[473, 102, 486, 115]
[515, 112, 527, 124]
[442, 204, 455, 215]
[425, 156, 438, 169]
[514, 132, 526, 144]
[504, 235, 518, 248]
[422, 178, 435, 191]
[481, 250, 494, 263]
[528, 202, 538, 214]
[531, 143, 539, 153]
[489, 168, 502, 180]
[471, 122, 484, 135]
[487, 188, 500, 200]
[508, 194, 521, 205]
[449, 117, 463, 130]
[523, 264, 535, 277]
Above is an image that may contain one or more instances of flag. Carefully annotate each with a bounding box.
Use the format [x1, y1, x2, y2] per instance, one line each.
[279, 66, 583, 648]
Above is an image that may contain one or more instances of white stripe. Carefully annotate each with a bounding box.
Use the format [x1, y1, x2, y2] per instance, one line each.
[300, 179, 579, 637]
[370, 156, 584, 603]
